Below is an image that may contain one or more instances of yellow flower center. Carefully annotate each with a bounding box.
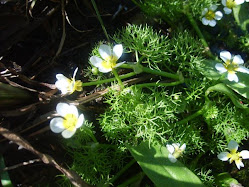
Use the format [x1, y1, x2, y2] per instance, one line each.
[67, 79, 83, 93]
[63, 113, 78, 131]
[205, 10, 215, 20]
[226, 0, 236, 9]
[173, 147, 184, 159]
[224, 60, 238, 73]
[227, 149, 241, 163]
[101, 56, 118, 69]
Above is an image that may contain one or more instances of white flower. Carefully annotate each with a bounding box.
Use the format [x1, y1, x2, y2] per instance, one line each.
[50, 103, 84, 138]
[166, 143, 186, 163]
[201, 5, 223, 27]
[222, 0, 245, 14]
[215, 51, 249, 82]
[55, 68, 83, 95]
[89, 44, 124, 73]
[218, 140, 249, 170]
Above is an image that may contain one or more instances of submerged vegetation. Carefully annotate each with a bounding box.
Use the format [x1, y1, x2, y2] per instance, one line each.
[1, 0, 249, 186]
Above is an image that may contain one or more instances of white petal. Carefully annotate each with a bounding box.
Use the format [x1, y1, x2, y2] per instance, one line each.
[115, 61, 126, 68]
[235, 160, 244, 170]
[217, 152, 230, 161]
[56, 74, 68, 81]
[202, 17, 209, 25]
[227, 73, 239, 82]
[67, 105, 79, 118]
[62, 129, 76, 139]
[240, 150, 249, 159]
[55, 80, 70, 94]
[73, 67, 78, 79]
[215, 11, 223, 20]
[209, 20, 217, 27]
[233, 55, 244, 65]
[228, 140, 239, 151]
[202, 8, 208, 16]
[50, 118, 65, 133]
[173, 143, 180, 148]
[76, 114, 84, 128]
[215, 63, 227, 73]
[56, 103, 70, 117]
[235, 0, 245, 5]
[166, 144, 175, 154]
[180, 143, 186, 151]
[98, 66, 112, 73]
[220, 51, 231, 62]
[210, 5, 217, 11]
[113, 44, 123, 59]
[222, 0, 227, 6]
[99, 44, 112, 59]
[224, 7, 232, 14]
[168, 154, 177, 163]
[90, 56, 103, 67]
[237, 66, 249, 74]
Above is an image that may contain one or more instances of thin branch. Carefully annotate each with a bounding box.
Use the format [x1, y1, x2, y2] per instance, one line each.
[0, 126, 92, 187]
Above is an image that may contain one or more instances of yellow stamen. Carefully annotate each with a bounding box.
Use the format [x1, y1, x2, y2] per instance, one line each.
[101, 56, 118, 69]
[63, 113, 77, 131]
[224, 60, 238, 73]
[67, 79, 83, 93]
[205, 10, 215, 20]
[173, 147, 184, 159]
[226, 0, 236, 9]
[227, 149, 241, 164]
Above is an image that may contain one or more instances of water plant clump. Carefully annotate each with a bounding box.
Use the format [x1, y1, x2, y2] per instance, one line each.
[3, 0, 249, 186]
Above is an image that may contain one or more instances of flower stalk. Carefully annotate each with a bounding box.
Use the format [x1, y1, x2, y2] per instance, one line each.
[120, 64, 180, 80]
[184, 9, 214, 58]
[112, 69, 125, 90]
[82, 72, 136, 87]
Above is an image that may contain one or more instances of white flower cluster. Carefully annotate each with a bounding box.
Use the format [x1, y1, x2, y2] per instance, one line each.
[201, 0, 248, 27]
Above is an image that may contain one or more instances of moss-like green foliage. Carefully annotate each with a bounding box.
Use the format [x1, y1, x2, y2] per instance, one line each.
[203, 100, 249, 153]
[132, 0, 218, 26]
[166, 29, 205, 77]
[100, 87, 205, 154]
[197, 169, 215, 187]
[113, 24, 171, 70]
[63, 122, 127, 185]
[239, 34, 249, 53]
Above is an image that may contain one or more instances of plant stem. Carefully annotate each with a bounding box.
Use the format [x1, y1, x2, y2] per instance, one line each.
[90, 0, 110, 42]
[136, 81, 182, 88]
[177, 107, 205, 125]
[109, 159, 136, 184]
[120, 64, 180, 80]
[82, 72, 136, 87]
[112, 69, 125, 90]
[185, 10, 214, 58]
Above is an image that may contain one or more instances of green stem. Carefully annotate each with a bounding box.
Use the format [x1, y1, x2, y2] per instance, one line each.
[135, 50, 139, 63]
[112, 69, 125, 90]
[185, 10, 214, 58]
[109, 159, 136, 184]
[177, 107, 205, 125]
[120, 64, 180, 80]
[82, 72, 136, 87]
[90, 0, 110, 42]
[136, 81, 182, 88]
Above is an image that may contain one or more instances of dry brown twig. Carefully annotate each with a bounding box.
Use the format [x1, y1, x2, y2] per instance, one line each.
[0, 126, 92, 187]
